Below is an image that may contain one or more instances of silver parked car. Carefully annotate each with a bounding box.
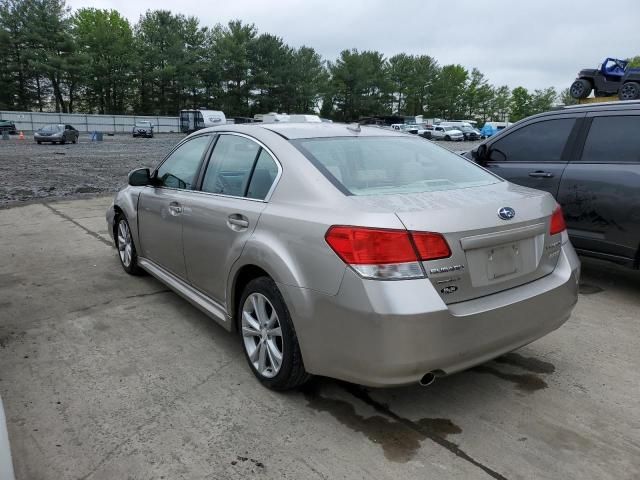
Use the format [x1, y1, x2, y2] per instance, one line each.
[34, 124, 79, 144]
[106, 123, 580, 390]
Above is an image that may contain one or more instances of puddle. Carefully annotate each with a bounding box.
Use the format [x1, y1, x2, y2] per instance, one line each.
[471, 365, 548, 392]
[494, 352, 555, 374]
[304, 386, 461, 463]
[579, 283, 604, 295]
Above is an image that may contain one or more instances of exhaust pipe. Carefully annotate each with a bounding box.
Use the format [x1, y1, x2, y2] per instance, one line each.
[419, 372, 436, 387]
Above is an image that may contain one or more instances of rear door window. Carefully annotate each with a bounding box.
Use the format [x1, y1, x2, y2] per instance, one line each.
[201, 135, 261, 197]
[489, 118, 574, 162]
[580, 116, 640, 163]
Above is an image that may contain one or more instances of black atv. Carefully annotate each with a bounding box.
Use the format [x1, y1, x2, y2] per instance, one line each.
[570, 58, 640, 100]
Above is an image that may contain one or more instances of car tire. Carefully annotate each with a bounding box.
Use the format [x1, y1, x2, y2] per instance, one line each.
[37, 141, 41, 145]
[72, 136, 77, 144]
[570, 79, 592, 99]
[61, 139, 66, 144]
[239, 277, 310, 390]
[444, 135, 451, 141]
[115, 215, 145, 276]
[619, 82, 640, 100]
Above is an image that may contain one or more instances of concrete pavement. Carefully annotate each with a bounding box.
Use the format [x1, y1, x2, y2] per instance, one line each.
[0, 196, 639, 479]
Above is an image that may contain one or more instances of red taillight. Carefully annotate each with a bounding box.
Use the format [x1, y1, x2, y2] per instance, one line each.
[411, 232, 451, 261]
[550, 206, 566, 235]
[325, 226, 451, 279]
[325, 226, 417, 264]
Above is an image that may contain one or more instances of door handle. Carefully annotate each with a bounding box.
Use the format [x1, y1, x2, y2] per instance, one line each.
[168, 201, 183, 216]
[227, 214, 249, 230]
[528, 171, 554, 178]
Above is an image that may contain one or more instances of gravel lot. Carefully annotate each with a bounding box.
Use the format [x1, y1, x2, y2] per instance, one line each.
[0, 133, 185, 207]
[0, 132, 481, 207]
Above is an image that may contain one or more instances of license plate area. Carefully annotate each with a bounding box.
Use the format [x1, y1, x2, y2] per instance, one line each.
[487, 243, 519, 280]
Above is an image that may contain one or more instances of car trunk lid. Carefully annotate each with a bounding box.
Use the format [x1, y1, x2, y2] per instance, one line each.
[350, 182, 562, 303]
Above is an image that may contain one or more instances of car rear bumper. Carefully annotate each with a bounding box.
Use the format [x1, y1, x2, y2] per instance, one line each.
[280, 243, 580, 387]
[33, 134, 62, 142]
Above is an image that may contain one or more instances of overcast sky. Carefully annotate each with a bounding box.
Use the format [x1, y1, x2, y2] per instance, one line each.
[67, 0, 640, 92]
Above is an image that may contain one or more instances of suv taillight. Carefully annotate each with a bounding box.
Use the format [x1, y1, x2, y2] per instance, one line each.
[325, 226, 451, 279]
[549, 206, 567, 236]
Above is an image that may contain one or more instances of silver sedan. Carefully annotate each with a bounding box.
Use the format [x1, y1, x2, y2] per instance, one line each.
[106, 123, 580, 390]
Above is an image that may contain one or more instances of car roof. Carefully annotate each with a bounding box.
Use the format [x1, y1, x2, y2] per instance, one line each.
[201, 122, 406, 139]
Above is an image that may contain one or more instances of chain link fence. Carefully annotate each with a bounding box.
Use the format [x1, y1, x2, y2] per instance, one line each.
[0, 111, 180, 133]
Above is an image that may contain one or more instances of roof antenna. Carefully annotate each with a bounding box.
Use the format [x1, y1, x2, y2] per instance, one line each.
[346, 122, 361, 133]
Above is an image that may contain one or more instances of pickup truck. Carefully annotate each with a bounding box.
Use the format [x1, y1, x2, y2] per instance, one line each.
[422, 125, 464, 141]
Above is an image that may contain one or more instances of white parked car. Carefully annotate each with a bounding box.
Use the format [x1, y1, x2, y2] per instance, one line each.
[427, 125, 464, 141]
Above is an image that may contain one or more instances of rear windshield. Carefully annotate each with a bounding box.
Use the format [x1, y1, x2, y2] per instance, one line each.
[292, 136, 500, 196]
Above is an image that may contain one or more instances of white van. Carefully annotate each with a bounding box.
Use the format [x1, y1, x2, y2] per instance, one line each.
[179, 109, 226, 133]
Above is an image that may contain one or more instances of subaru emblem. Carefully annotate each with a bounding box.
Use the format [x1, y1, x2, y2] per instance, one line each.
[498, 207, 516, 220]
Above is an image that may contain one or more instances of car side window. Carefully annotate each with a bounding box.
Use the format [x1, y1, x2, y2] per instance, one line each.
[580, 116, 640, 163]
[156, 135, 211, 189]
[201, 135, 261, 196]
[489, 118, 575, 162]
[247, 149, 279, 200]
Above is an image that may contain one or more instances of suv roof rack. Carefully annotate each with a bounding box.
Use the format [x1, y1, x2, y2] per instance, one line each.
[563, 99, 640, 109]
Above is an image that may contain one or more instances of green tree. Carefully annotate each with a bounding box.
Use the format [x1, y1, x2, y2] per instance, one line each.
[288, 46, 328, 113]
[72, 8, 134, 113]
[462, 68, 491, 119]
[509, 86, 532, 122]
[213, 20, 257, 116]
[249, 33, 294, 113]
[328, 49, 392, 121]
[387, 53, 414, 114]
[627, 56, 640, 68]
[529, 87, 557, 114]
[429, 64, 468, 118]
[405, 55, 438, 116]
[560, 87, 578, 106]
[134, 10, 206, 114]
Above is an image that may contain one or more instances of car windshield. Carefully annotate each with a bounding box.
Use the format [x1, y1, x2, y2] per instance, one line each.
[136, 121, 152, 127]
[293, 136, 500, 196]
[41, 124, 62, 132]
[443, 127, 458, 131]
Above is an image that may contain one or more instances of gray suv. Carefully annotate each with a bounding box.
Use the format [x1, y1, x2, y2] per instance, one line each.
[470, 100, 640, 269]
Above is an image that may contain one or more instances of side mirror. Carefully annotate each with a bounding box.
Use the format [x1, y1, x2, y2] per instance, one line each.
[128, 168, 151, 186]
[472, 144, 488, 164]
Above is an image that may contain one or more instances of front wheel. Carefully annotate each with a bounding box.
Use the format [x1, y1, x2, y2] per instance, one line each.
[444, 135, 451, 141]
[619, 82, 640, 100]
[115, 215, 145, 275]
[239, 277, 310, 390]
[570, 79, 592, 99]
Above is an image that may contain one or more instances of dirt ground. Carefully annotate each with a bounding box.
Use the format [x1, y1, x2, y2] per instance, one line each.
[0, 133, 185, 207]
[0, 132, 481, 207]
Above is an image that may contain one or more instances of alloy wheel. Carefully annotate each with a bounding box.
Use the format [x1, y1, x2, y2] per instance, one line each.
[117, 219, 133, 268]
[241, 293, 283, 378]
[620, 83, 638, 100]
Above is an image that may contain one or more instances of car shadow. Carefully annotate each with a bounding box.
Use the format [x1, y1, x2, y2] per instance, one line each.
[578, 256, 640, 298]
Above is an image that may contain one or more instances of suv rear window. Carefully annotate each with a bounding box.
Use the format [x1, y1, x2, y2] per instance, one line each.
[293, 137, 499, 196]
[581, 116, 640, 163]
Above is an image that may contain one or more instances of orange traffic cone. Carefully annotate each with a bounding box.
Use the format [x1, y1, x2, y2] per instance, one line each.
[18, 131, 24, 140]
